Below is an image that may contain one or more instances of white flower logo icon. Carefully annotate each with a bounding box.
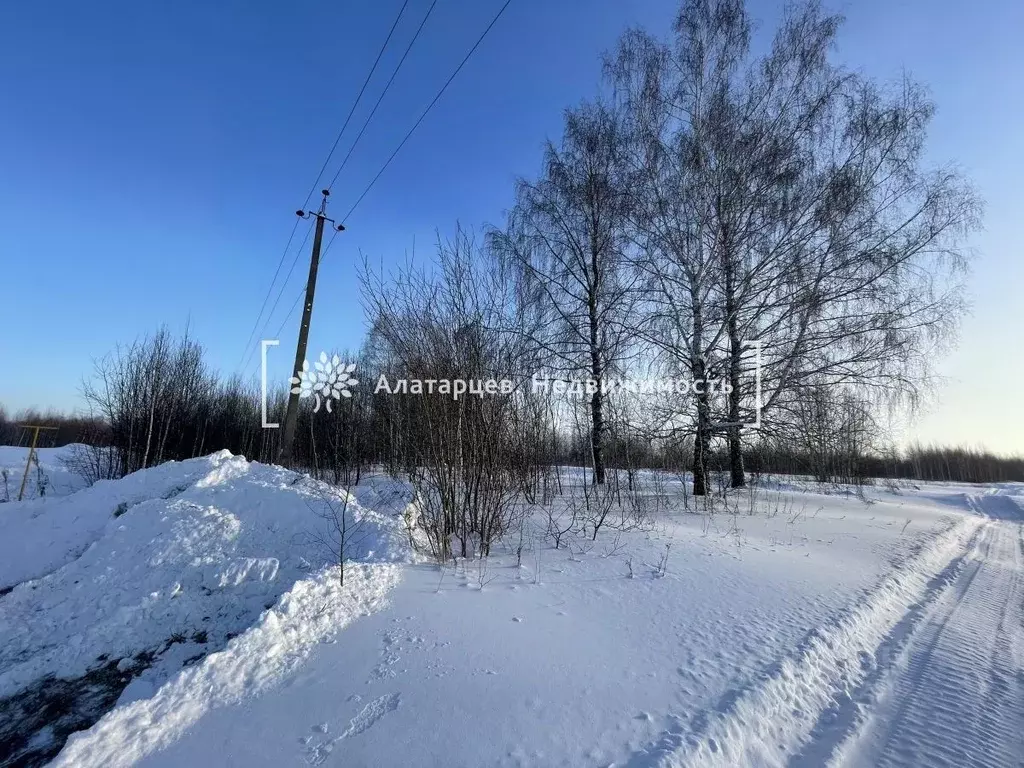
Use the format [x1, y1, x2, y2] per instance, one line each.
[289, 352, 357, 413]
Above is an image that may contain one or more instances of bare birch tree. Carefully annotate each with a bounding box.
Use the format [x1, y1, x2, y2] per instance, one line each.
[608, 0, 979, 491]
[491, 103, 636, 485]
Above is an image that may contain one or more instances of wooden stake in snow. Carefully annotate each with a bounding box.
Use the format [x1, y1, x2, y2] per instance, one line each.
[16, 425, 58, 501]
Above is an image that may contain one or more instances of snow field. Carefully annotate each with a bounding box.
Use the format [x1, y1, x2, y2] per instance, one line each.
[0, 444, 92, 505]
[826, 490, 1024, 768]
[662, 512, 983, 767]
[124, 480, 982, 768]
[2, 453, 1016, 768]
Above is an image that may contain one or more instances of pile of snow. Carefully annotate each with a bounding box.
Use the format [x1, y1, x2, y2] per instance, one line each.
[0, 452, 240, 591]
[0, 452, 410, 765]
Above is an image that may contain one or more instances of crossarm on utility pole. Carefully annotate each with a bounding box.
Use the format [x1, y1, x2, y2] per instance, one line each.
[16, 425, 59, 501]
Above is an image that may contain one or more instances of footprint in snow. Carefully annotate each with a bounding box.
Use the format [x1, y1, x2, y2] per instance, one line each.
[369, 652, 401, 682]
[369, 632, 405, 682]
[303, 693, 401, 765]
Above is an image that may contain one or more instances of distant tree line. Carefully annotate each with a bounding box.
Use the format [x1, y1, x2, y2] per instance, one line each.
[0, 406, 107, 449]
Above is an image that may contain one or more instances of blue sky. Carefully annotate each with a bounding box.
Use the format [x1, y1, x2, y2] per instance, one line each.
[1, 0, 1021, 453]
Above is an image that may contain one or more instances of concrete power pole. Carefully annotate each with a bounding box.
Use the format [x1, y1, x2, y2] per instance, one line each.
[278, 189, 344, 464]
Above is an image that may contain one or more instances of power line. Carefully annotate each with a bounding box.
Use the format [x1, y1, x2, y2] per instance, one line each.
[263, 219, 315, 327]
[240, 217, 315, 375]
[235, 216, 301, 371]
[253, 0, 513, 374]
[326, 0, 439, 192]
[241, 229, 340, 380]
[302, 0, 411, 209]
[339, 0, 514, 225]
[236, 0, 410, 374]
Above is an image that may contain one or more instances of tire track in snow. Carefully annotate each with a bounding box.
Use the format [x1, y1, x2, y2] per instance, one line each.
[789, 521, 991, 766]
[826, 498, 1024, 768]
[640, 513, 983, 768]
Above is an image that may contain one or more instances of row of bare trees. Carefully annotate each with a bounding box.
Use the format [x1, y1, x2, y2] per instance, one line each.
[0, 407, 107, 449]
[486, 0, 979, 495]
[73, 327, 372, 481]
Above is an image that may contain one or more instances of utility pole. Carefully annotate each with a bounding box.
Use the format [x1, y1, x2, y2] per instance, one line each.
[278, 189, 345, 464]
[16, 425, 59, 501]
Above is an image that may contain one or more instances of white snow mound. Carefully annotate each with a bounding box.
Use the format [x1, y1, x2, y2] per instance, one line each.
[0, 452, 410, 705]
[0, 451, 237, 590]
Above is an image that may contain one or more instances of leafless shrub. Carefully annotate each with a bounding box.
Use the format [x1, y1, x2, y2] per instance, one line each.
[544, 498, 579, 551]
[363, 229, 538, 563]
[32, 456, 49, 498]
[303, 479, 375, 587]
[654, 543, 671, 578]
[602, 533, 627, 559]
[60, 444, 119, 487]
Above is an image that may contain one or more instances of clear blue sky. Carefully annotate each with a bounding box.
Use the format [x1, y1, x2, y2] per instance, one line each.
[1, 0, 1021, 453]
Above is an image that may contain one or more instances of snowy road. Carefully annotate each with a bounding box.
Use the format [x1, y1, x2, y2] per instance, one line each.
[837, 493, 1024, 768]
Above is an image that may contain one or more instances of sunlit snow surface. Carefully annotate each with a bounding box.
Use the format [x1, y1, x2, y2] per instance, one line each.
[0, 452, 1020, 767]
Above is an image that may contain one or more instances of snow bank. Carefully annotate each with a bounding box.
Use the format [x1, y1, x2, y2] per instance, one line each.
[0, 452, 236, 590]
[53, 562, 403, 768]
[0, 453, 409, 723]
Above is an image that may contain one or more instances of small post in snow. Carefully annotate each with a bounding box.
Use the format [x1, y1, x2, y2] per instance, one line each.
[16, 425, 58, 501]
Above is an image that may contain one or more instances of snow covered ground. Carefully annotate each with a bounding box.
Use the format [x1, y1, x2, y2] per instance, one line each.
[0, 452, 410, 766]
[0, 445, 92, 503]
[828, 488, 1024, 768]
[0, 455, 1021, 767]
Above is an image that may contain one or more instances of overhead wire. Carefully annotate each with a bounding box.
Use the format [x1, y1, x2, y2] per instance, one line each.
[235, 216, 301, 371]
[236, 0, 411, 373]
[326, 0, 439, 192]
[240, 217, 315, 375]
[300, 0, 411, 209]
[338, 0, 514, 226]
[255, 0, 515, 369]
